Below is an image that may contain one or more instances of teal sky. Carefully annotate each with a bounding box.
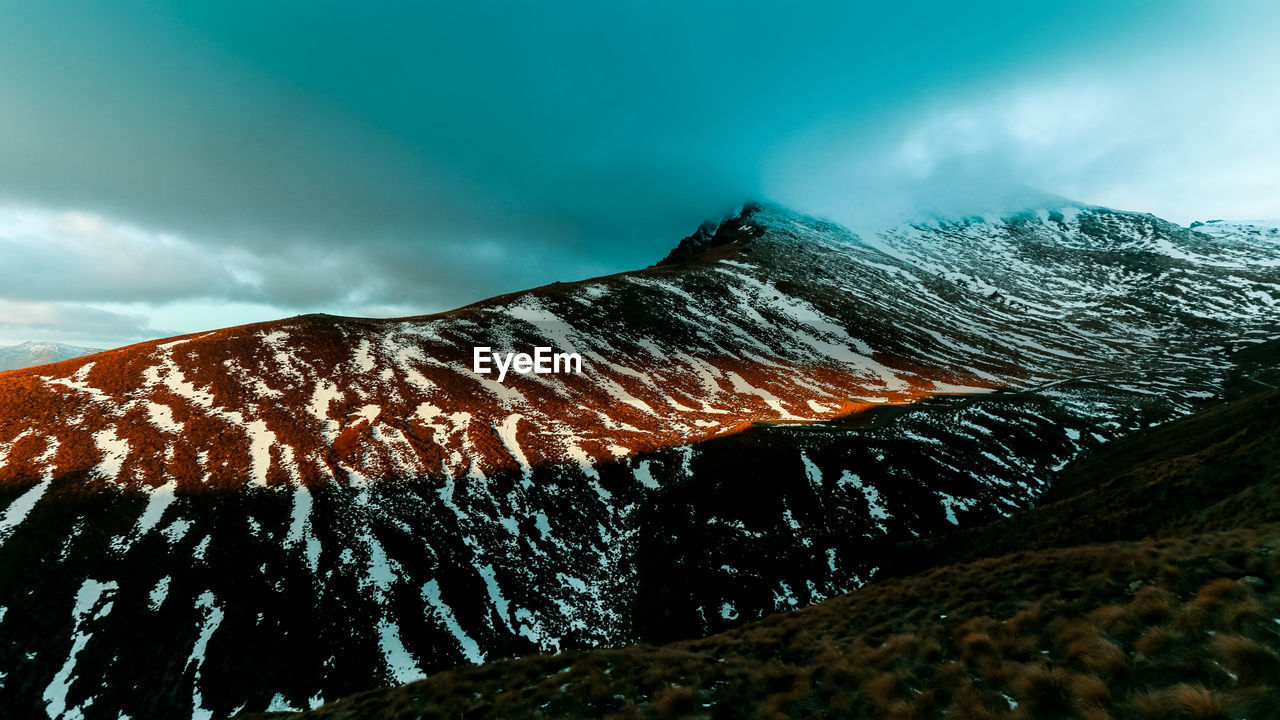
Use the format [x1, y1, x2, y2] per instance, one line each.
[1, 1, 1279, 347]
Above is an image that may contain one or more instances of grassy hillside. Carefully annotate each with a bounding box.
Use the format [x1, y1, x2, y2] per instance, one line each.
[237, 384, 1280, 720]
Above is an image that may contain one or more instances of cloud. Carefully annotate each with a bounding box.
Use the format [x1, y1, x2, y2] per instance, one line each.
[768, 27, 1280, 227]
[0, 205, 261, 303]
[891, 73, 1280, 226]
[0, 201, 633, 347]
[0, 300, 158, 347]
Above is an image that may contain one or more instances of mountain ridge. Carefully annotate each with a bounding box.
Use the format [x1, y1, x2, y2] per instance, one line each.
[0, 201, 1278, 718]
[0, 341, 101, 372]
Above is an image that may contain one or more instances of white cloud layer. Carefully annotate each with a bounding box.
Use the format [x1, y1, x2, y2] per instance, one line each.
[770, 31, 1280, 227]
[0, 205, 263, 303]
[0, 205, 420, 346]
[0, 299, 154, 347]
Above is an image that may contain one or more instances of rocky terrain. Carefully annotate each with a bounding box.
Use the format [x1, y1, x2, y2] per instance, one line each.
[0, 202, 1277, 718]
[241, 378, 1280, 719]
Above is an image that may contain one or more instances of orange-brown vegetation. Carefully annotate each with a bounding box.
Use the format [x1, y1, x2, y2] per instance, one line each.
[0, 293, 988, 495]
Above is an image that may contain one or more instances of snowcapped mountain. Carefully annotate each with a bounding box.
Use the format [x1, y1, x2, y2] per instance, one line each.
[0, 202, 1278, 718]
[0, 341, 100, 372]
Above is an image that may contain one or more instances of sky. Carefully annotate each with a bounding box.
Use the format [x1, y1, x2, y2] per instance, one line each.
[1, 1, 1279, 348]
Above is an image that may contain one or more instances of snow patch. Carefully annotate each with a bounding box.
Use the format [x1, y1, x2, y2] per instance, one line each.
[44, 579, 118, 719]
[186, 590, 225, 720]
[145, 402, 183, 433]
[0, 438, 59, 547]
[149, 576, 171, 611]
[92, 428, 130, 482]
[423, 579, 486, 664]
[633, 460, 659, 490]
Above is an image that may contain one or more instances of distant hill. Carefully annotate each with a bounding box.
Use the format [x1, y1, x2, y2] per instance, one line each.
[0, 341, 100, 371]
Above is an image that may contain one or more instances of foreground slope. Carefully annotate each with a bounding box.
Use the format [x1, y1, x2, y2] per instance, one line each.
[0, 204, 1277, 717]
[240, 385, 1280, 720]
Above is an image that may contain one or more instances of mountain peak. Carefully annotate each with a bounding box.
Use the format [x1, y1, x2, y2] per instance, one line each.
[654, 201, 778, 266]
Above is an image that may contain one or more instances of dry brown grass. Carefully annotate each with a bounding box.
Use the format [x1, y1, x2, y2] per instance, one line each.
[1131, 684, 1230, 719]
[1212, 633, 1280, 686]
[1134, 625, 1179, 657]
[651, 685, 696, 720]
[1011, 664, 1071, 711]
[1131, 586, 1174, 623]
[941, 685, 1000, 720]
[862, 671, 905, 711]
[1070, 672, 1111, 708]
[236, 527, 1280, 720]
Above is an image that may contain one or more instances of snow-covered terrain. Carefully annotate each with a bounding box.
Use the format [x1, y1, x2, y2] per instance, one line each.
[0, 202, 1277, 718]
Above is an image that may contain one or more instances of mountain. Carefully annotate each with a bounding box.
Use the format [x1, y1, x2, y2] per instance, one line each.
[0, 203, 1278, 718]
[0, 341, 100, 372]
[238, 378, 1280, 720]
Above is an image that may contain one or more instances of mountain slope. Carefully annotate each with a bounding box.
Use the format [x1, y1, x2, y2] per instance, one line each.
[0, 202, 1278, 718]
[887, 341, 1280, 576]
[236, 384, 1280, 720]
